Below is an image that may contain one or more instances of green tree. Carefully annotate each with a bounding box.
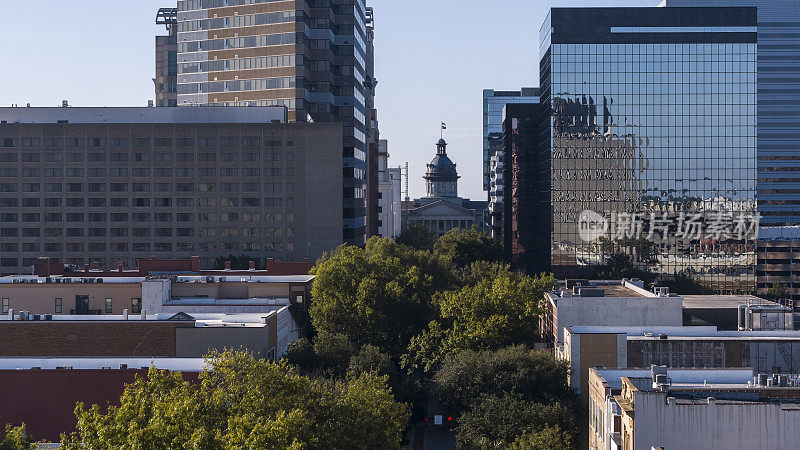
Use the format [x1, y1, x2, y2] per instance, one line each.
[0, 424, 33, 450]
[310, 238, 453, 358]
[508, 426, 575, 450]
[433, 227, 504, 268]
[404, 264, 557, 376]
[396, 222, 439, 251]
[454, 395, 577, 450]
[60, 350, 410, 450]
[766, 283, 791, 301]
[433, 346, 575, 414]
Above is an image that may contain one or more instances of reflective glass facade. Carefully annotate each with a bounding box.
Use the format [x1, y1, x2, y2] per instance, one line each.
[665, 1, 800, 225]
[539, 7, 758, 293]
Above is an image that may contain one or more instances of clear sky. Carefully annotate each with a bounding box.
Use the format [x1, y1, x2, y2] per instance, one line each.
[0, 0, 656, 200]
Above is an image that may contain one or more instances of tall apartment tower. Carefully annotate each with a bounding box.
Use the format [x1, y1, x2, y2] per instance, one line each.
[155, 8, 178, 107]
[173, 0, 372, 245]
[537, 7, 758, 293]
[664, 0, 800, 225]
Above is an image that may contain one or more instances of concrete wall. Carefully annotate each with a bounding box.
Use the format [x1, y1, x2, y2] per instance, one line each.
[0, 283, 141, 315]
[176, 325, 270, 358]
[554, 296, 682, 344]
[631, 390, 800, 450]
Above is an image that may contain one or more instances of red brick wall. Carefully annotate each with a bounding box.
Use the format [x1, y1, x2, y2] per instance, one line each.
[0, 322, 192, 357]
[0, 369, 199, 441]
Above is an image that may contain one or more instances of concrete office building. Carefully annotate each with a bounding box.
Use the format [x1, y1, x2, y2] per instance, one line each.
[155, 8, 179, 107]
[174, 0, 375, 245]
[757, 226, 800, 304]
[537, 7, 759, 293]
[376, 139, 401, 238]
[0, 107, 342, 274]
[402, 139, 488, 234]
[664, 0, 800, 226]
[589, 367, 800, 450]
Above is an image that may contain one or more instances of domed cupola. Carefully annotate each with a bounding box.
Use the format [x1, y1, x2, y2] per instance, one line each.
[424, 138, 459, 197]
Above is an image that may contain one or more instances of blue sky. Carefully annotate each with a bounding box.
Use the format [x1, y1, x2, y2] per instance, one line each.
[0, 0, 655, 199]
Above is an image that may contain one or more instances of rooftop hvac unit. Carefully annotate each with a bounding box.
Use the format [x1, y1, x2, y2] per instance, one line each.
[119, 364, 128, 370]
[44, 314, 52, 321]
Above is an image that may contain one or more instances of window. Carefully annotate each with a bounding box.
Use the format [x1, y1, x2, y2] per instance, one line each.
[88, 198, 106, 207]
[110, 198, 128, 207]
[22, 198, 39, 207]
[131, 298, 142, 314]
[132, 138, 150, 147]
[110, 168, 128, 177]
[54, 298, 62, 314]
[66, 198, 84, 207]
[176, 198, 194, 207]
[133, 243, 150, 252]
[105, 298, 113, 314]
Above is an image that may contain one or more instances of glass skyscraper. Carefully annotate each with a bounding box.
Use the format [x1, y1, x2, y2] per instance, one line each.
[537, 7, 759, 293]
[664, 1, 800, 225]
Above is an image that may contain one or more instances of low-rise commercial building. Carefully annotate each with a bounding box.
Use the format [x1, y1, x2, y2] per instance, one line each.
[589, 367, 800, 450]
[0, 272, 313, 318]
[0, 358, 203, 442]
[540, 279, 683, 346]
[0, 309, 299, 360]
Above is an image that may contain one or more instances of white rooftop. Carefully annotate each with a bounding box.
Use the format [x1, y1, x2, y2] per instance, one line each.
[595, 368, 755, 389]
[569, 325, 800, 339]
[0, 106, 286, 124]
[0, 357, 208, 371]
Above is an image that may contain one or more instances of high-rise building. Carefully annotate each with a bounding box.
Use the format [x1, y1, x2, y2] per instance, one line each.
[154, 8, 178, 107]
[536, 7, 759, 293]
[0, 107, 343, 274]
[482, 88, 539, 194]
[501, 103, 544, 274]
[376, 140, 401, 238]
[664, 0, 800, 226]
[173, 0, 372, 246]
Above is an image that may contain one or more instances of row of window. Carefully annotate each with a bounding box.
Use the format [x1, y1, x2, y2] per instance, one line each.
[0, 137, 293, 149]
[178, 76, 296, 95]
[1, 240, 292, 253]
[0, 182, 297, 193]
[0, 212, 295, 223]
[179, 54, 296, 74]
[0, 167, 291, 177]
[0, 297, 140, 315]
[0, 197, 293, 208]
[177, 10, 296, 33]
[177, 32, 295, 53]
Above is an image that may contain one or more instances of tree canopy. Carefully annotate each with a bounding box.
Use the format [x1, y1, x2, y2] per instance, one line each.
[396, 222, 439, 251]
[59, 350, 410, 450]
[433, 227, 504, 268]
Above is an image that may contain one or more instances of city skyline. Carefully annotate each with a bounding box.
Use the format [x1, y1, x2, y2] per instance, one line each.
[0, 0, 657, 200]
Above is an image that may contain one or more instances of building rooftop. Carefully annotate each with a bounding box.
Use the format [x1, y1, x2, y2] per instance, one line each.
[0, 106, 286, 124]
[0, 311, 285, 327]
[681, 295, 780, 310]
[549, 279, 653, 300]
[0, 357, 207, 371]
[0, 274, 314, 285]
[595, 368, 756, 390]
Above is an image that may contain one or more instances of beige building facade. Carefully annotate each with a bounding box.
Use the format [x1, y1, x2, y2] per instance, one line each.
[0, 107, 342, 274]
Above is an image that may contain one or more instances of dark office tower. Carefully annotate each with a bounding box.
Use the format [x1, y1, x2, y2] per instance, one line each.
[664, 1, 800, 225]
[501, 103, 544, 274]
[539, 7, 758, 293]
[174, 0, 371, 246]
[155, 8, 179, 107]
[483, 88, 539, 239]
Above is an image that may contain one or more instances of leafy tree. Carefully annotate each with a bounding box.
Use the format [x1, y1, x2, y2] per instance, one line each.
[396, 222, 439, 251]
[454, 395, 577, 450]
[766, 283, 791, 301]
[212, 254, 262, 270]
[433, 227, 504, 268]
[310, 238, 454, 358]
[508, 426, 575, 450]
[0, 424, 33, 450]
[404, 264, 557, 376]
[434, 346, 575, 414]
[60, 350, 410, 450]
